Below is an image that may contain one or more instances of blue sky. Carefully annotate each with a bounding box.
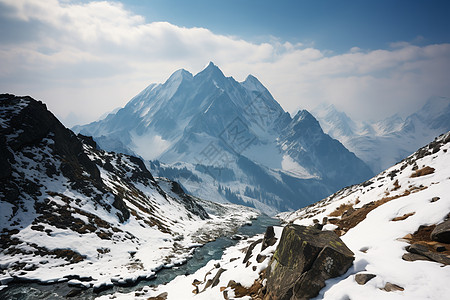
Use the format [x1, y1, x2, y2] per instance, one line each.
[121, 0, 450, 51]
[0, 0, 449, 126]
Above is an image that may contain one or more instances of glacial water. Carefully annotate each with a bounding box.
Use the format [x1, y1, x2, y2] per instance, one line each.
[0, 215, 280, 299]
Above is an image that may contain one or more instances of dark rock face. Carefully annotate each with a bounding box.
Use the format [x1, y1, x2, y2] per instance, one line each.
[264, 225, 354, 300]
[406, 243, 450, 265]
[243, 239, 263, 264]
[0, 94, 210, 229]
[261, 226, 277, 251]
[0, 94, 106, 209]
[431, 219, 450, 244]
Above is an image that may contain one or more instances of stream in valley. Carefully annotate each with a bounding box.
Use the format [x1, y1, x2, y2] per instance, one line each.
[0, 214, 280, 299]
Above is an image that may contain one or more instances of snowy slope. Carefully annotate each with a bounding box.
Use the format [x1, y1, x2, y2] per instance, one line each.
[74, 63, 373, 214]
[0, 94, 258, 291]
[279, 131, 450, 299]
[101, 131, 450, 300]
[313, 97, 450, 173]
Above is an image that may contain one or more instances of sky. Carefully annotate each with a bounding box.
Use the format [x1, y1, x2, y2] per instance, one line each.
[0, 0, 449, 127]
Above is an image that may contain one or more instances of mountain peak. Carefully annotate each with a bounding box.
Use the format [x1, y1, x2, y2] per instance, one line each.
[195, 61, 225, 79]
[291, 110, 324, 134]
[166, 68, 193, 83]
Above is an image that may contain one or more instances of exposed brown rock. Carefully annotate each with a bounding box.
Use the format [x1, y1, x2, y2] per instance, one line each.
[392, 212, 415, 221]
[355, 273, 376, 285]
[264, 225, 354, 300]
[411, 166, 435, 178]
[382, 282, 404, 292]
[147, 292, 168, 300]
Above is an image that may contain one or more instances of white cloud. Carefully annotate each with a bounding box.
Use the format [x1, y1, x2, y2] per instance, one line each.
[0, 0, 449, 127]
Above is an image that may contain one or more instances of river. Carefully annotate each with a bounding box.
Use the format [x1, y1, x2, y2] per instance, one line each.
[0, 214, 279, 299]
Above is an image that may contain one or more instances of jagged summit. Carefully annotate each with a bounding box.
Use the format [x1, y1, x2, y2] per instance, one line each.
[165, 68, 193, 83]
[195, 61, 224, 78]
[73, 64, 373, 214]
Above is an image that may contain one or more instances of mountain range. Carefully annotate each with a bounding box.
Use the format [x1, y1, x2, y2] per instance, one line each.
[312, 96, 450, 173]
[73, 62, 373, 214]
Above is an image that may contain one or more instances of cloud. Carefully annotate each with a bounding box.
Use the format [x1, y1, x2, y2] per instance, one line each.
[0, 0, 449, 127]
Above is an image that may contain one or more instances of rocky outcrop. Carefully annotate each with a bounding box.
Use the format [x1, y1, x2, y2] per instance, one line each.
[264, 224, 354, 300]
[405, 243, 450, 265]
[401, 222, 450, 265]
[431, 219, 450, 244]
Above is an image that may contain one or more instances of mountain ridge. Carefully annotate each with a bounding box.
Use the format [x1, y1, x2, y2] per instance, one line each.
[313, 96, 450, 173]
[73, 63, 373, 214]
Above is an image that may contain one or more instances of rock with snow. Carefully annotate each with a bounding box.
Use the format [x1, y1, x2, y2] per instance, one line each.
[406, 243, 450, 265]
[431, 218, 450, 244]
[264, 224, 354, 300]
[355, 273, 376, 285]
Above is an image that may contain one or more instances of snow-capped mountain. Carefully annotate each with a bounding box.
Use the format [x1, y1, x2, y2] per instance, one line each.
[0, 94, 258, 291]
[73, 63, 373, 214]
[97, 131, 450, 300]
[313, 96, 450, 173]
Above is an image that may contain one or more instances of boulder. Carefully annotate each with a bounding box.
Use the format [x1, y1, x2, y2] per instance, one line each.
[147, 292, 168, 300]
[382, 282, 404, 292]
[431, 219, 450, 244]
[355, 273, 376, 285]
[406, 243, 450, 265]
[264, 225, 354, 300]
[402, 252, 431, 262]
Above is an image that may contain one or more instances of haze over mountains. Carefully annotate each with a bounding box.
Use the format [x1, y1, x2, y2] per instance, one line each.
[74, 62, 373, 214]
[313, 96, 450, 173]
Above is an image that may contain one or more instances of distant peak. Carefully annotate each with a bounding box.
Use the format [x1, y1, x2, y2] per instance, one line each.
[293, 109, 314, 122]
[202, 61, 220, 72]
[241, 74, 267, 93]
[244, 74, 258, 81]
[166, 68, 193, 83]
[292, 109, 323, 133]
[195, 61, 225, 79]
